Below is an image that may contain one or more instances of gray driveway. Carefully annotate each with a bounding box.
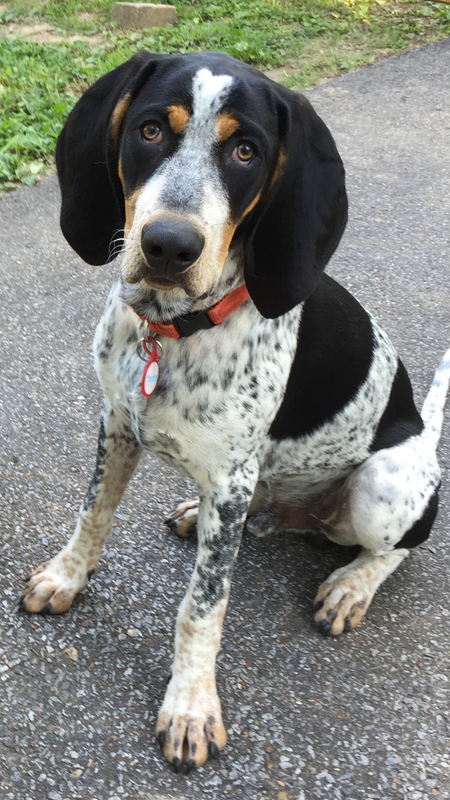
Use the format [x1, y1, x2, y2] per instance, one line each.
[1, 38, 450, 800]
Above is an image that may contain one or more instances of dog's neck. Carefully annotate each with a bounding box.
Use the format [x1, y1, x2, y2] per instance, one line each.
[120, 245, 245, 324]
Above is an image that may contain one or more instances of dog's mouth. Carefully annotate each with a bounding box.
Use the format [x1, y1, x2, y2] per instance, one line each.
[143, 274, 179, 291]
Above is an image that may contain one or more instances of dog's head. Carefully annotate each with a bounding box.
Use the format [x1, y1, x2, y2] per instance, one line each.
[56, 51, 347, 318]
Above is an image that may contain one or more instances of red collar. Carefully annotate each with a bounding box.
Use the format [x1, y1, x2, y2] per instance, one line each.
[136, 284, 250, 339]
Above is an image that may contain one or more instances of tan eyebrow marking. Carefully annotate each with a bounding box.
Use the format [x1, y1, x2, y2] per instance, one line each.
[215, 113, 239, 142]
[168, 104, 190, 135]
[111, 92, 132, 144]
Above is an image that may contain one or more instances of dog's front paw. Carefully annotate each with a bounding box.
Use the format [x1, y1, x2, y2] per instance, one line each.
[165, 498, 199, 538]
[156, 673, 227, 772]
[20, 551, 93, 614]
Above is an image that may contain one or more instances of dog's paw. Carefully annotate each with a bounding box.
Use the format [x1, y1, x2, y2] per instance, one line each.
[313, 565, 372, 636]
[20, 551, 93, 614]
[155, 673, 227, 772]
[165, 499, 199, 538]
[245, 506, 280, 538]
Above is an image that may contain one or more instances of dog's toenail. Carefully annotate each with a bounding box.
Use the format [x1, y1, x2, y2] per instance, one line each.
[209, 741, 219, 759]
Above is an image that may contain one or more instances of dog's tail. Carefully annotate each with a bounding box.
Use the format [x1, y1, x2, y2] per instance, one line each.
[421, 347, 450, 449]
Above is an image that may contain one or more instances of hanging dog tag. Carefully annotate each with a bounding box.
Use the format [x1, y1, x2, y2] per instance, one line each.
[140, 335, 161, 397]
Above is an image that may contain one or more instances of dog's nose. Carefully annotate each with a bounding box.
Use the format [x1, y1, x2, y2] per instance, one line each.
[141, 219, 205, 276]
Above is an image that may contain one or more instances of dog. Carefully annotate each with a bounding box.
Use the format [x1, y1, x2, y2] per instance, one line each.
[20, 51, 450, 773]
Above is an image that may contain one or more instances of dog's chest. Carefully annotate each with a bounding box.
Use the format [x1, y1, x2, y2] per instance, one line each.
[94, 287, 300, 480]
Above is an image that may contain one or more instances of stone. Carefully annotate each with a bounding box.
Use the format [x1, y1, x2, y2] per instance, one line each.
[112, 2, 177, 30]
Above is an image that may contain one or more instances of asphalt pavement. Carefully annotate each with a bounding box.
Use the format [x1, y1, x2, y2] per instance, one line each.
[1, 37, 450, 800]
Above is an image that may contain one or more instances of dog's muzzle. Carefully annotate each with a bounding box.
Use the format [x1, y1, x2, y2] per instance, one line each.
[141, 218, 205, 279]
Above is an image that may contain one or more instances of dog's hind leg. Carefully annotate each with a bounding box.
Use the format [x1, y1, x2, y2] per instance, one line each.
[313, 435, 440, 635]
[314, 348, 450, 636]
[20, 401, 141, 614]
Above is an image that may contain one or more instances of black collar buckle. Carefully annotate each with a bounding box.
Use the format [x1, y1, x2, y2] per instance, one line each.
[173, 309, 215, 337]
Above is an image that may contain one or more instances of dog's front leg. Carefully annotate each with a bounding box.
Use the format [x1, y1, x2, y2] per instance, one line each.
[156, 464, 258, 772]
[21, 401, 141, 613]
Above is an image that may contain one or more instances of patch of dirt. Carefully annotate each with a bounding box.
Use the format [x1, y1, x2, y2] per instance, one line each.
[263, 66, 296, 83]
[0, 21, 107, 45]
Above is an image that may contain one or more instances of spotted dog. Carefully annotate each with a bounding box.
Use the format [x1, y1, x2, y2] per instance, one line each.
[20, 51, 450, 772]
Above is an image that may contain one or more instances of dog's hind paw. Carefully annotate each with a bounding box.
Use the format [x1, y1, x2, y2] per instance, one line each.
[313, 550, 407, 635]
[245, 506, 280, 538]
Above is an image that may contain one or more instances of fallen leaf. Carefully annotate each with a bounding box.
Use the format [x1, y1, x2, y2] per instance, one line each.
[69, 768, 83, 779]
[63, 647, 78, 663]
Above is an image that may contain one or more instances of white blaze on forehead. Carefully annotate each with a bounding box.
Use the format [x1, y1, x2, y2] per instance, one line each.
[190, 68, 233, 133]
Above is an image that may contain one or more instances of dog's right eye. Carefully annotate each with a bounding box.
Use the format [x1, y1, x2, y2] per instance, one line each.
[141, 122, 163, 144]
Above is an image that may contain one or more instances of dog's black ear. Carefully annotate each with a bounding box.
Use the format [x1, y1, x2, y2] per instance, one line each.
[243, 89, 348, 318]
[56, 51, 161, 265]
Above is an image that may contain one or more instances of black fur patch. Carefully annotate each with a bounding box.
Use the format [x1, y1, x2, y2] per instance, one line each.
[371, 359, 424, 451]
[269, 275, 374, 440]
[395, 487, 439, 549]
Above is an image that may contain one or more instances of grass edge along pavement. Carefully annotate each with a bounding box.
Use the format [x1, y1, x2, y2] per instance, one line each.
[0, 0, 450, 191]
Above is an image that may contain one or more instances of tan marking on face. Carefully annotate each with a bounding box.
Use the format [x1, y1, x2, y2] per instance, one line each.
[215, 113, 239, 142]
[241, 189, 262, 220]
[118, 157, 141, 237]
[271, 149, 287, 187]
[210, 189, 263, 273]
[168, 104, 190, 135]
[111, 92, 132, 144]
[124, 189, 141, 237]
[216, 221, 238, 272]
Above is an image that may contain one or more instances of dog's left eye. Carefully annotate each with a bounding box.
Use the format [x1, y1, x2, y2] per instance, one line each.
[141, 122, 163, 144]
[231, 142, 256, 165]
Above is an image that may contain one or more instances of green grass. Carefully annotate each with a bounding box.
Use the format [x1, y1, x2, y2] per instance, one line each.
[1, 0, 450, 190]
